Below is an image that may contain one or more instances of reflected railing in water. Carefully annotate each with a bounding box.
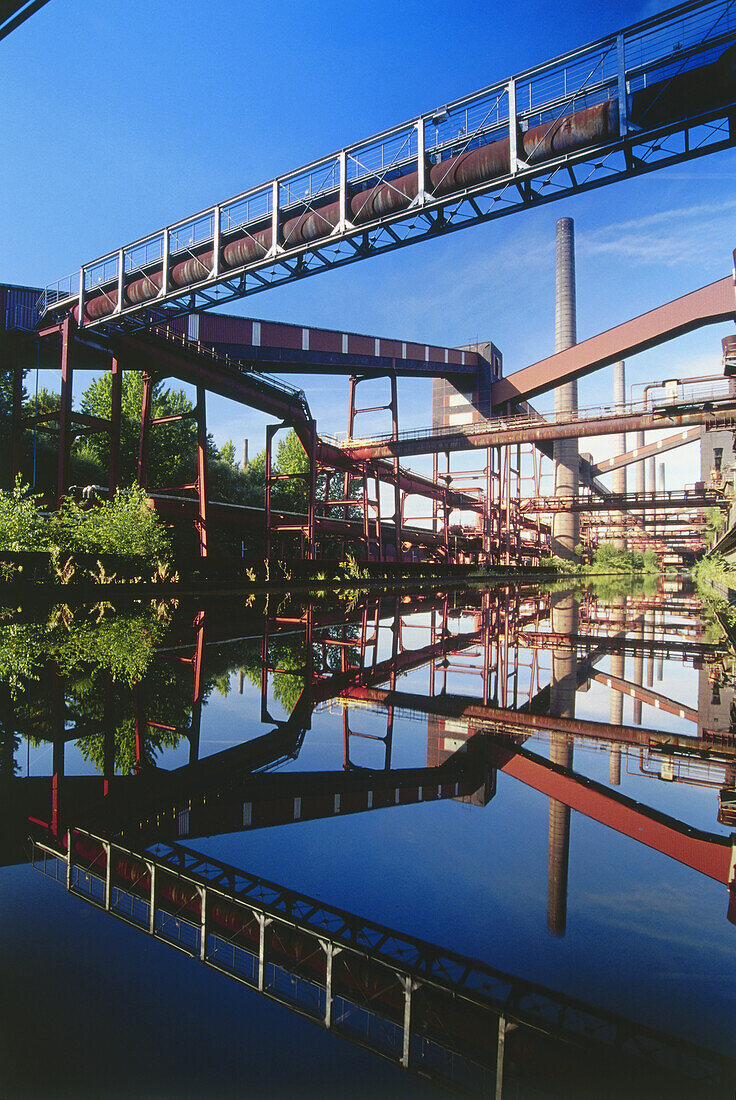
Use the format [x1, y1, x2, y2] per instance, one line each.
[31, 826, 736, 1099]
[4, 579, 736, 1094]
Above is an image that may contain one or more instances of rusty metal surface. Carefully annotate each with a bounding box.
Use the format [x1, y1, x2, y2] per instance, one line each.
[341, 404, 736, 461]
[493, 275, 736, 406]
[589, 427, 703, 476]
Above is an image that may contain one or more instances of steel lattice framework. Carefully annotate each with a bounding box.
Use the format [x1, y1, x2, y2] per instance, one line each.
[38, 1, 736, 333]
[31, 828, 736, 1095]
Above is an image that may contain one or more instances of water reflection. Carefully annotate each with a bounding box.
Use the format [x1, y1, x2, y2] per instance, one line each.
[2, 579, 736, 1097]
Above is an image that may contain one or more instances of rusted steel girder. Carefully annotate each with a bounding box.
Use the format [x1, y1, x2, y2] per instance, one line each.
[342, 686, 721, 754]
[317, 437, 481, 512]
[589, 426, 703, 477]
[492, 273, 736, 407]
[520, 489, 725, 513]
[342, 403, 736, 461]
[491, 740, 732, 885]
[116, 330, 309, 424]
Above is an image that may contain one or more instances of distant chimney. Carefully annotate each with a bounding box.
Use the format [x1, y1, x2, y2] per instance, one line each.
[242, 438, 249, 469]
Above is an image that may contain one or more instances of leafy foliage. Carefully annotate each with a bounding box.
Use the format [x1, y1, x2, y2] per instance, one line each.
[0, 480, 170, 566]
[0, 479, 47, 551]
[545, 542, 660, 576]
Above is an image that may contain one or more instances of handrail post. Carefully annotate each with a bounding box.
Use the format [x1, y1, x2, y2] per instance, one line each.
[617, 33, 628, 137]
[161, 228, 170, 298]
[77, 267, 85, 327]
[508, 79, 519, 173]
[212, 205, 221, 278]
[269, 179, 280, 257]
[415, 117, 427, 202]
[115, 249, 125, 315]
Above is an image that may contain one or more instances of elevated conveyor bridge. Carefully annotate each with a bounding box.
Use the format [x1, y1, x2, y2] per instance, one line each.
[37, 2, 736, 333]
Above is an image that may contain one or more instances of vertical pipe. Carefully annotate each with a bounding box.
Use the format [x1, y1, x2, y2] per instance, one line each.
[391, 375, 401, 564]
[137, 373, 153, 490]
[484, 446, 492, 563]
[656, 609, 664, 681]
[633, 616, 644, 726]
[646, 609, 655, 687]
[306, 425, 317, 561]
[647, 455, 657, 544]
[552, 217, 579, 560]
[609, 596, 625, 785]
[548, 590, 577, 937]
[657, 461, 666, 553]
[264, 424, 274, 561]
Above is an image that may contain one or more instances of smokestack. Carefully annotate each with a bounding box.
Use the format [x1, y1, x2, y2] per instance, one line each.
[242, 438, 249, 469]
[609, 596, 625, 784]
[635, 431, 645, 494]
[648, 456, 657, 541]
[612, 361, 626, 549]
[552, 217, 579, 559]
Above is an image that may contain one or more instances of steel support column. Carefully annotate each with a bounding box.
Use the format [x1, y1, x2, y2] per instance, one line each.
[57, 316, 73, 505]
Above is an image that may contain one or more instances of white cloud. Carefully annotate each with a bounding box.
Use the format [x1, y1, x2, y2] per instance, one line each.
[582, 198, 736, 267]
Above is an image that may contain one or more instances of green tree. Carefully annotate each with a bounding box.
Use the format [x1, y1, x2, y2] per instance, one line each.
[219, 439, 236, 466]
[276, 429, 310, 511]
[79, 372, 200, 489]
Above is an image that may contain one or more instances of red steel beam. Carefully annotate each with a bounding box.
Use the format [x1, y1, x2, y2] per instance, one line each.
[491, 741, 732, 884]
[115, 332, 309, 423]
[590, 671, 698, 723]
[517, 630, 721, 659]
[342, 685, 715, 752]
[492, 274, 735, 407]
[342, 403, 736, 461]
[589, 427, 703, 477]
[317, 438, 481, 512]
[520, 490, 724, 513]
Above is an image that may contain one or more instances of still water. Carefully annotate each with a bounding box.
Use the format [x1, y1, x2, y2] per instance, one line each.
[1, 579, 735, 1098]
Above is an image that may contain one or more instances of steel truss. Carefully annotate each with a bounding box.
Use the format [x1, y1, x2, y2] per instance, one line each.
[31, 827, 736, 1095]
[38, 2, 736, 333]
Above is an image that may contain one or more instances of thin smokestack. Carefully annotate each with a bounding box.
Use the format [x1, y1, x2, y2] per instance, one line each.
[552, 217, 579, 559]
[612, 361, 626, 549]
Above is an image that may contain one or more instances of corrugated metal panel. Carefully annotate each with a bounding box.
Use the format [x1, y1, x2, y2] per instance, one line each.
[348, 334, 373, 356]
[262, 321, 300, 350]
[380, 339, 401, 357]
[309, 328, 341, 354]
[199, 312, 252, 344]
[1, 284, 42, 332]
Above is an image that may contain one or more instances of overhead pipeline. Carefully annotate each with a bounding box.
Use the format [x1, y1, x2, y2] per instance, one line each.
[76, 45, 736, 324]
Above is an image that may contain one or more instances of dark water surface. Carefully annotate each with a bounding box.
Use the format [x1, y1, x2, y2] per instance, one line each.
[1, 580, 735, 1098]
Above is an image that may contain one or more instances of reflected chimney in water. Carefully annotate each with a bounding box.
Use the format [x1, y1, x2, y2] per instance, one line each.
[548, 590, 578, 937]
[609, 596, 625, 786]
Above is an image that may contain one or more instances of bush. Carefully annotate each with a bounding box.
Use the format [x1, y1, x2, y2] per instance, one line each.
[0, 481, 170, 570]
[52, 487, 171, 562]
[0, 479, 49, 551]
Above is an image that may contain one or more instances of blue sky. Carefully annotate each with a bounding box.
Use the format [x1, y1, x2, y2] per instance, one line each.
[3, 0, 735, 485]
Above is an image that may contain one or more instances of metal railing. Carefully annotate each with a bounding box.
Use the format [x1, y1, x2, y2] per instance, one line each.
[151, 325, 312, 418]
[37, 1, 736, 328]
[31, 827, 736, 1092]
[332, 381, 736, 449]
